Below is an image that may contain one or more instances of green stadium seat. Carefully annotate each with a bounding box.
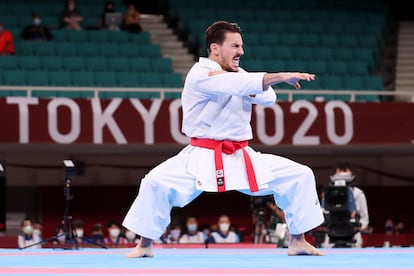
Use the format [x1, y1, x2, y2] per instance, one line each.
[138, 72, 162, 87]
[313, 47, 334, 61]
[0, 56, 19, 70]
[32, 42, 56, 56]
[352, 61, 370, 75]
[294, 46, 314, 61]
[162, 72, 183, 87]
[333, 48, 354, 61]
[319, 34, 339, 48]
[68, 30, 89, 42]
[71, 71, 94, 86]
[116, 72, 140, 87]
[88, 31, 110, 43]
[242, 59, 265, 72]
[94, 71, 117, 87]
[264, 59, 285, 72]
[338, 34, 359, 48]
[150, 58, 174, 72]
[97, 43, 120, 57]
[298, 34, 320, 47]
[63, 56, 85, 71]
[273, 46, 293, 60]
[41, 56, 64, 71]
[118, 43, 140, 58]
[84, 56, 107, 71]
[14, 41, 34, 55]
[51, 30, 69, 41]
[362, 75, 384, 91]
[107, 31, 131, 44]
[26, 70, 49, 86]
[55, 42, 77, 56]
[106, 57, 130, 72]
[48, 71, 72, 86]
[2, 70, 26, 85]
[280, 34, 300, 47]
[18, 56, 41, 70]
[76, 42, 99, 56]
[321, 76, 344, 90]
[128, 57, 151, 72]
[128, 32, 151, 44]
[327, 61, 349, 75]
[306, 60, 328, 75]
[253, 46, 273, 59]
[344, 75, 364, 91]
[139, 44, 162, 58]
[285, 60, 307, 72]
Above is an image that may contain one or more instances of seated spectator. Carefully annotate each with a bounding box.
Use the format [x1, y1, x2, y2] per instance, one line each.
[73, 219, 87, 246]
[0, 23, 16, 55]
[179, 215, 206, 244]
[90, 222, 106, 246]
[384, 219, 394, 235]
[122, 3, 142, 34]
[60, 0, 83, 30]
[104, 220, 127, 247]
[21, 14, 53, 41]
[208, 214, 240, 243]
[53, 225, 68, 246]
[17, 218, 42, 249]
[98, 1, 120, 31]
[124, 228, 140, 245]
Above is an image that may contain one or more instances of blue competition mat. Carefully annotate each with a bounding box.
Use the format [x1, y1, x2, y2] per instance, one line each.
[0, 247, 413, 276]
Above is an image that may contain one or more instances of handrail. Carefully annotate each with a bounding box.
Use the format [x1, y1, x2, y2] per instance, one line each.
[0, 86, 413, 102]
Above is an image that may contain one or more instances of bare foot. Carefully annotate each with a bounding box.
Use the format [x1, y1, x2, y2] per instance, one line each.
[126, 237, 154, 258]
[287, 234, 324, 256]
[126, 244, 154, 258]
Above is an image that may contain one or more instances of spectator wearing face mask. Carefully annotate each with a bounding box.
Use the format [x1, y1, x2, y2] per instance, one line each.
[124, 228, 140, 245]
[21, 13, 53, 41]
[179, 215, 206, 244]
[72, 219, 86, 246]
[60, 0, 83, 30]
[104, 221, 127, 247]
[18, 218, 42, 249]
[208, 214, 240, 243]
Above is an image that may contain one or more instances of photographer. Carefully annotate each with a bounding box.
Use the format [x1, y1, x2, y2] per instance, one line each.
[322, 161, 369, 248]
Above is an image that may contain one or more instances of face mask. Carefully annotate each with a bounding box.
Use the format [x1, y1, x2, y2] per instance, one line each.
[75, 229, 84, 237]
[22, 225, 33, 235]
[187, 224, 198, 232]
[125, 231, 136, 240]
[57, 235, 66, 243]
[170, 229, 181, 240]
[109, 228, 120, 238]
[219, 223, 230, 233]
[33, 18, 41, 26]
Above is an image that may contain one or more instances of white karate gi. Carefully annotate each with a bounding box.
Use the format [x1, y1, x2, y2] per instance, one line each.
[123, 58, 324, 240]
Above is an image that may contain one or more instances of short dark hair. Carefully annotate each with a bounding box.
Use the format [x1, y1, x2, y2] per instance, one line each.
[335, 161, 353, 172]
[205, 21, 242, 55]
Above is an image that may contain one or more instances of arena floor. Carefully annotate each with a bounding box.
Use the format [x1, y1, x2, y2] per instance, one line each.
[0, 245, 413, 276]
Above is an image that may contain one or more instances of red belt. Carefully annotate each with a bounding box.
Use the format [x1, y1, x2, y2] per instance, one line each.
[190, 138, 259, 193]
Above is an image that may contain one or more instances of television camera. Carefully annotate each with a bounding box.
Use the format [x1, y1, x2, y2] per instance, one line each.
[323, 173, 361, 247]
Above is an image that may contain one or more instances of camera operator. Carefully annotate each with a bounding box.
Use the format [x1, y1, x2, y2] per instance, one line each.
[250, 195, 287, 246]
[322, 161, 369, 248]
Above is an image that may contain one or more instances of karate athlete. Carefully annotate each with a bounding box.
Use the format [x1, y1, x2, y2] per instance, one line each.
[123, 20, 324, 257]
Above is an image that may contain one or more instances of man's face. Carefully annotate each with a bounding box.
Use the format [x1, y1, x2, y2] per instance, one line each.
[211, 32, 244, 72]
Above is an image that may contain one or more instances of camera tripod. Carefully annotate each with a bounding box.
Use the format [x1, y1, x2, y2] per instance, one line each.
[20, 160, 106, 250]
